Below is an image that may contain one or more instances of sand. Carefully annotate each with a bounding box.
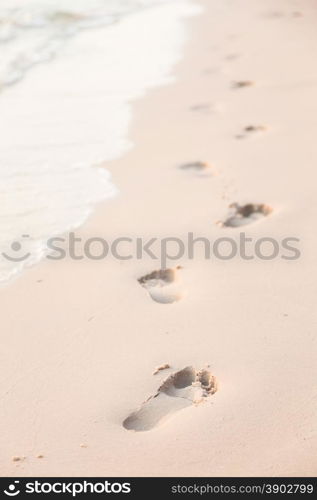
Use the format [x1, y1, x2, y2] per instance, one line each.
[1, 0, 317, 476]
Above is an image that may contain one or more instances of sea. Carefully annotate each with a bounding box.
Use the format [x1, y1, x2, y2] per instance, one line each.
[0, 0, 199, 283]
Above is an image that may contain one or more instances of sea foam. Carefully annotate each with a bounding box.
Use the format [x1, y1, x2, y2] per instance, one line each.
[0, 0, 200, 283]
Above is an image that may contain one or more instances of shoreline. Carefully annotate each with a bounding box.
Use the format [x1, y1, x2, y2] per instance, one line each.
[1, 0, 317, 477]
[0, 0, 197, 285]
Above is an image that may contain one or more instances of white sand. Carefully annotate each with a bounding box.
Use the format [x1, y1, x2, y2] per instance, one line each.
[1, 0, 317, 476]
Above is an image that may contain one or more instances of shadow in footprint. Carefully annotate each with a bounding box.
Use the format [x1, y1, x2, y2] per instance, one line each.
[179, 161, 216, 177]
[138, 266, 184, 304]
[232, 80, 254, 89]
[220, 202, 273, 227]
[179, 161, 209, 171]
[123, 366, 217, 432]
[190, 103, 212, 113]
[236, 125, 267, 139]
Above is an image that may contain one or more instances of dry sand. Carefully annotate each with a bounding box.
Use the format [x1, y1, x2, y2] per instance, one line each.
[1, 0, 317, 476]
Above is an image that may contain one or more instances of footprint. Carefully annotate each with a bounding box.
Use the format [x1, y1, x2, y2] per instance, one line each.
[190, 103, 210, 111]
[179, 161, 209, 171]
[220, 202, 273, 227]
[232, 80, 254, 89]
[266, 11, 285, 19]
[190, 101, 224, 114]
[236, 125, 267, 139]
[225, 53, 240, 61]
[265, 10, 303, 19]
[138, 266, 184, 304]
[123, 366, 217, 432]
[179, 161, 217, 177]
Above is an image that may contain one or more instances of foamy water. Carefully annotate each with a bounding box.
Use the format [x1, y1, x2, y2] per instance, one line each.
[0, 0, 199, 283]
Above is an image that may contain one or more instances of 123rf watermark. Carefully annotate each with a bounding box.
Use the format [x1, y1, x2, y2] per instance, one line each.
[1, 232, 301, 267]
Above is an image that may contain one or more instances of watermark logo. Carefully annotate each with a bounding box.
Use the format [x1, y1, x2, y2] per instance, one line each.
[4, 481, 20, 496]
[1, 235, 31, 262]
[1, 231, 301, 268]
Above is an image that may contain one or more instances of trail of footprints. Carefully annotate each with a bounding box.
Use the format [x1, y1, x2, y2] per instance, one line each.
[139, 173, 272, 298]
[125, 72, 275, 431]
[138, 200, 274, 304]
[123, 366, 217, 432]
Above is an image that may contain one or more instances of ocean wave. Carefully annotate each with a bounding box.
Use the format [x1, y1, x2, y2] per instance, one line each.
[0, 0, 175, 90]
[0, 0, 199, 284]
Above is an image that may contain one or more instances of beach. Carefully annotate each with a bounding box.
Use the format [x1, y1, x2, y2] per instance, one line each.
[0, 0, 317, 477]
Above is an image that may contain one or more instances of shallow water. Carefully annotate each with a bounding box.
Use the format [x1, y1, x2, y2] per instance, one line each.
[0, 0, 198, 283]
